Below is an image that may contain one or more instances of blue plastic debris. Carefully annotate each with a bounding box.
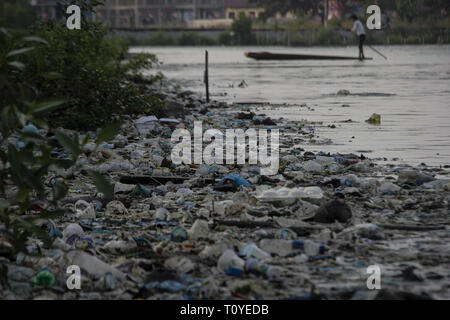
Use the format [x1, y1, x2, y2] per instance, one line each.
[104, 272, 116, 290]
[225, 267, 244, 277]
[170, 226, 188, 242]
[49, 224, 63, 239]
[215, 174, 251, 188]
[92, 200, 103, 212]
[182, 201, 197, 207]
[130, 184, 151, 197]
[144, 280, 186, 293]
[134, 237, 152, 248]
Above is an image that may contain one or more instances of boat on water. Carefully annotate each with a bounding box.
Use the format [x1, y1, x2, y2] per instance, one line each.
[245, 52, 373, 61]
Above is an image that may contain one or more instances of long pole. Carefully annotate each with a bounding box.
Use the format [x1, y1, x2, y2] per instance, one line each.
[368, 45, 388, 60]
[204, 50, 210, 103]
[338, 25, 388, 60]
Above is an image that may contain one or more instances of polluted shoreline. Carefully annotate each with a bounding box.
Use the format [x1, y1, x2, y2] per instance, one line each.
[1, 78, 449, 300]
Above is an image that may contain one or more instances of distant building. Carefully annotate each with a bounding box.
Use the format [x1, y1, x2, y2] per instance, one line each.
[225, 0, 264, 20]
[30, 0, 60, 20]
[327, 0, 343, 20]
[29, 0, 269, 29]
[30, 0, 95, 21]
[97, 0, 227, 28]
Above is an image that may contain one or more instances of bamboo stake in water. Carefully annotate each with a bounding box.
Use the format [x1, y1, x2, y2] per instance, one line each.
[204, 50, 210, 103]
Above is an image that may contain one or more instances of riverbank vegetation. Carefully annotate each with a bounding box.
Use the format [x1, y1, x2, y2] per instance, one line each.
[2, 0, 448, 47]
[122, 0, 449, 47]
[0, 0, 162, 254]
[123, 16, 449, 47]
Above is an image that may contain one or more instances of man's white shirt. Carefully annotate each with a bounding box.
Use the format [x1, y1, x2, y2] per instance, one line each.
[352, 20, 366, 36]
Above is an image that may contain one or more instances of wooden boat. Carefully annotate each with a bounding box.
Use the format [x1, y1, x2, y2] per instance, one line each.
[245, 52, 373, 61]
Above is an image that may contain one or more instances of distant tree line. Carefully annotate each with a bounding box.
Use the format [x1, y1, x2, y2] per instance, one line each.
[1, 0, 448, 29]
[252, 0, 449, 23]
[0, 0, 35, 29]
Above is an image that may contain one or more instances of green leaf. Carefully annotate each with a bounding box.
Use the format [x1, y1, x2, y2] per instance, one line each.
[42, 72, 63, 80]
[0, 107, 11, 136]
[8, 228, 28, 254]
[15, 218, 53, 247]
[95, 122, 121, 145]
[81, 133, 91, 146]
[8, 145, 42, 192]
[0, 28, 11, 39]
[87, 170, 115, 201]
[55, 130, 80, 159]
[0, 149, 7, 162]
[7, 47, 35, 58]
[21, 36, 49, 46]
[7, 61, 25, 71]
[14, 148, 35, 166]
[50, 158, 74, 169]
[20, 130, 46, 145]
[0, 200, 9, 210]
[52, 182, 68, 202]
[31, 99, 65, 114]
[18, 193, 30, 213]
[27, 116, 47, 130]
[12, 106, 26, 127]
[38, 209, 66, 220]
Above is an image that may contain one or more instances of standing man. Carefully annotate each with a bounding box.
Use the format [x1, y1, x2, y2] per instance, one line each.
[351, 14, 366, 60]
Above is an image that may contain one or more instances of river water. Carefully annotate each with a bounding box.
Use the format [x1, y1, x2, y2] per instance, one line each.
[133, 45, 450, 167]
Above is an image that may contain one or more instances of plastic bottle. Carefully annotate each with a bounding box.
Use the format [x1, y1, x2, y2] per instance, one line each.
[225, 267, 244, 277]
[378, 181, 401, 194]
[259, 239, 294, 257]
[277, 229, 297, 240]
[241, 243, 271, 260]
[217, 250, 245, 272]
[170, 226, 188, 242]
[189, 219, 210, 240]
[259, 239, 293, 257]
[244, 259, 279, 279]
[303, 160, 323, 173]
[259, 239, 327, 257]
[211, 200, 234, 216]
[33, 269, 55, 288]
[303, 240, 326, 256]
